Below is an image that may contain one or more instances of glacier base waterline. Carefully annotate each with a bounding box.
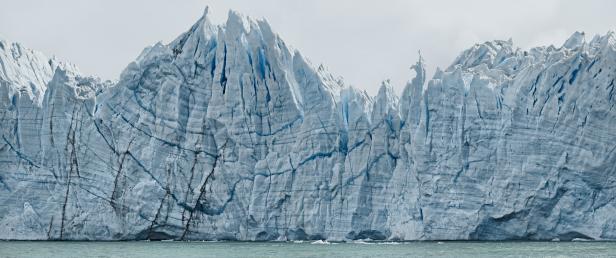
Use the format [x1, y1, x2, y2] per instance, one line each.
[1, 9, 616, 241]
[2, 241, 616, 258]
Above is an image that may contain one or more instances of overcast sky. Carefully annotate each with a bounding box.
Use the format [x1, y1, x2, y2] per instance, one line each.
[1, 0, 615, 95]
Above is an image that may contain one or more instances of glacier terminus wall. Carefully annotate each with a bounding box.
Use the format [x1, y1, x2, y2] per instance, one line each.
[1, 9, 616, 241]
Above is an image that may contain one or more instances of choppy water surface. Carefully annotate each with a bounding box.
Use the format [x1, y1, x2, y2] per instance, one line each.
[1, 241, 615, 257]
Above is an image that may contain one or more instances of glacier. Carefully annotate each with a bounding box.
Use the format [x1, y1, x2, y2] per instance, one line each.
[1, 9, 616, 241]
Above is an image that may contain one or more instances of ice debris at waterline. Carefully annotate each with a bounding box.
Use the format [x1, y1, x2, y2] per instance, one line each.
[1, 9, 616, 241]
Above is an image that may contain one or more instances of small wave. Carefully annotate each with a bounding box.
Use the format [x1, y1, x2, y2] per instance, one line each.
[377, 242, 401, 245]
[352, 240, 373, 245]
[311, 240, 331, 245]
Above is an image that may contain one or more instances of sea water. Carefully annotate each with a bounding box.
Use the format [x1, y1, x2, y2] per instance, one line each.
[1, 240, 615, 257]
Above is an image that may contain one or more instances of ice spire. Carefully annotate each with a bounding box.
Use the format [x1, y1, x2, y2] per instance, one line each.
[562, 31, 586, 49]
[399, 52, 426, 126]
[169, 6, 216, 52]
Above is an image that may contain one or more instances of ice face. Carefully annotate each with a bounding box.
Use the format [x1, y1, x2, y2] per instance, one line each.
[1, 11, 616, 241]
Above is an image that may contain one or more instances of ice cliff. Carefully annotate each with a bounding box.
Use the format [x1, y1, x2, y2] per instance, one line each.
[1, 9, 616, 241]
